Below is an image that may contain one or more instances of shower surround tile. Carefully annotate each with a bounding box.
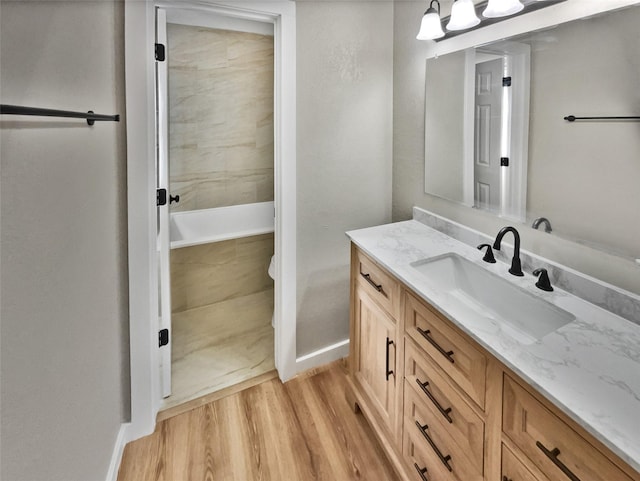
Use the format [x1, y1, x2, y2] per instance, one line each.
[163, 288, 275, 410]
[171, 233, 274, 313]
[167, 24, 274, 212]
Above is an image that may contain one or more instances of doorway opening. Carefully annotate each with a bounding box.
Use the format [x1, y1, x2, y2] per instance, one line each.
[124, 0, 296, 441]
[156, 7, 276, 411]
[462, 41, 530, 223]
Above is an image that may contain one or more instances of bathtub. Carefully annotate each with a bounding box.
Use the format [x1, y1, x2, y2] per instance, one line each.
[170, 201, 274, 249]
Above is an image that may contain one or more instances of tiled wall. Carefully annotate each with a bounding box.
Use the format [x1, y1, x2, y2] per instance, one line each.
[171, 233, 274, 313]
[167, 24, 274, 212]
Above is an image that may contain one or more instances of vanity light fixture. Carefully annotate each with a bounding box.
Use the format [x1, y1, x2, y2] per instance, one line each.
[417, 0, 445, 40]
[446, 0, 481, 31]
[483, 0, 524, 18]
[417, 0, 566, 41]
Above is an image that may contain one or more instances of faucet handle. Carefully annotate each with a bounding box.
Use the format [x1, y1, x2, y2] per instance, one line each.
[477, 244, 496, 263]
[533, 268, 553, 292]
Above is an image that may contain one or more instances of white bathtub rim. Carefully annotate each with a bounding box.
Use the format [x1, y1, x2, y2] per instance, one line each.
[170, 226, 275, 249]
[170, 201, 275, 249]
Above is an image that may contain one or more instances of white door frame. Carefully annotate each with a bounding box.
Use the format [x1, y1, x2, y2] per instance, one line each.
[462, 42, 530, 223]
[124, 0, 297, 442]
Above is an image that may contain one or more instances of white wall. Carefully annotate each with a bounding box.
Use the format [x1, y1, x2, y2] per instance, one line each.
[0, 2, 129, 480]
[296, 1, 394, 357]
[392, 1, 640, 296]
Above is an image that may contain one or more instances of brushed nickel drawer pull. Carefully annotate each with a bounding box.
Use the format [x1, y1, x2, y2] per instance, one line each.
[360, 272, 383, 292]
[415, 378, 453, 424]
[415, 421, 452, 472]
[385, 337, 394, 381]
[536, 441, 581, 481]
[417, 327, 455, 364]
[414, 463, 429, 481]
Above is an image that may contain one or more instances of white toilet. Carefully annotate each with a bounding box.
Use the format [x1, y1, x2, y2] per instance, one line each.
[268, 255, 275, 327]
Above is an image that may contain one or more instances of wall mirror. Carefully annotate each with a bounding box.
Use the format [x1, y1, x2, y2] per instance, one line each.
[424, 3, 640, 260]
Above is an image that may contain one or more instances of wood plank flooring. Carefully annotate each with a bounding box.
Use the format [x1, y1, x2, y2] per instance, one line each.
[118, 362, 399, 481]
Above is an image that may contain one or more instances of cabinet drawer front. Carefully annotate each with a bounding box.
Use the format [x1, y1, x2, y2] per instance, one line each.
[403, 422, 454, 481]
[502, 443, 550, 481]
[354, 248, 400, 319]
[404, 384, 483, 481]
[405, 292, 487, 409]
[503, 375, 634, 481]
[405, 340, 485, 474]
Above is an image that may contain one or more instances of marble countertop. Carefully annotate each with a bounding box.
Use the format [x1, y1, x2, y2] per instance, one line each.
[346, 220, 640, 473]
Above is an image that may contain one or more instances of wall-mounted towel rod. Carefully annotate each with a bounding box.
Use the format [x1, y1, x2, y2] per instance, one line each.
[0, 104, 119, 125]
[564, 115, 640, 122]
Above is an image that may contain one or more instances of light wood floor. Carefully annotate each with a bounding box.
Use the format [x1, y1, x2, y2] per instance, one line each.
[162, 289, 275, 411]
[118, 362, 399, 481]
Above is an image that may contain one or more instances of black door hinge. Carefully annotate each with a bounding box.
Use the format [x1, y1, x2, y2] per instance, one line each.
[502, 76, 512, 87]
[501, 157, 510, 167]
[157, 188, 167, 206]
[155, 43, 166, 62]
[159, 329, 169, 347]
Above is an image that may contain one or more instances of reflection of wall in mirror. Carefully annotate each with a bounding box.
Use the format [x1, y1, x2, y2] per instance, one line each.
[424, 50, 466, 203]
[525, 6, 640, 258]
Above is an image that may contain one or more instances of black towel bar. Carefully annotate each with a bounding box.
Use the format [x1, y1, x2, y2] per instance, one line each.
[1, 104, 120, 125]
[564, 115, 640, 122]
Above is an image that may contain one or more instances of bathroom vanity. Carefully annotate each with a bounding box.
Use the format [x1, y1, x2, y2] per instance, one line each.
[346, 219, 640, 481]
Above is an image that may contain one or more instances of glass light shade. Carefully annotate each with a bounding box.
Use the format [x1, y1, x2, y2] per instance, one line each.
[417, 9, 445, 40]
[482, 0, 524, 18]
[446, 0, 481, 31]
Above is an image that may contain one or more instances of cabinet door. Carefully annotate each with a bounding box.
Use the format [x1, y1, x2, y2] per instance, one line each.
[353, 286, 397, 435]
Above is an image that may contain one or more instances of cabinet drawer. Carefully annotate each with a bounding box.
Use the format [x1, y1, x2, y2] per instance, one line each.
[503, 375, 634, 481]
[405, 340, 484, 475]
[403, 420, 454, 481]
[502, 443, 549, 481]
[405, 292, 487, 409]
[354, 248, 400, 319]
[404, 381, 483, 481]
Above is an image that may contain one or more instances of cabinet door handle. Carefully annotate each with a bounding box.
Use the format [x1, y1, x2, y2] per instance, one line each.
[536, 441, 581, 481]
[415, 378, 453, 424]
[416, 327, 455, 364]
[360, 272, 383, 292]
[414, 463, 429, 481]
[503, 477, 513, 481]
[415, 421, 452, 472]
[385, 337, 394, 381]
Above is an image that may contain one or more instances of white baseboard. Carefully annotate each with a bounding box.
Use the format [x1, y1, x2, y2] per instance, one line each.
[295, 338, 349, 373]
[105, 423, 130, 481]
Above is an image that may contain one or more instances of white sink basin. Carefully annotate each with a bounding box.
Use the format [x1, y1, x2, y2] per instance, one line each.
[411, 253, 575, 344]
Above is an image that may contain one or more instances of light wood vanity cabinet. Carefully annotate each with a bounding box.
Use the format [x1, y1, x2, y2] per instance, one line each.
[350, 247, 401, 440]
[352, 285, 398, 437]
[502, 375, 636, 481]
[347, 244, 640, 481]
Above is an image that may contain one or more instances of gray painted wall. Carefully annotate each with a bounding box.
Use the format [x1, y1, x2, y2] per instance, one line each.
[392, 1, 640, 296]
[0, 2, 129, 480]
[296, 1, 393, 356]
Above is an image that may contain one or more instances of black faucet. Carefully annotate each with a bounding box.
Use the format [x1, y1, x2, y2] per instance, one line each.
[533, 268, 553, 291]
[477, 244, 496, 263]
[493, 226, 524, 276]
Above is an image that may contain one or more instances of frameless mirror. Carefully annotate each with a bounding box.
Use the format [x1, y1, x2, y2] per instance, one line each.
[424, 4, 640, 260]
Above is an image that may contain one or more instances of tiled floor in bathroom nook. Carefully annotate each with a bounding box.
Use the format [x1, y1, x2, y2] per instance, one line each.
[161, 288, 275, 411]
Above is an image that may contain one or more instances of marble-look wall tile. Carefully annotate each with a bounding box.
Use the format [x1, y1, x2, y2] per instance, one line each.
[167, 24, 274, 212]
[171, 233, 274, 313]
